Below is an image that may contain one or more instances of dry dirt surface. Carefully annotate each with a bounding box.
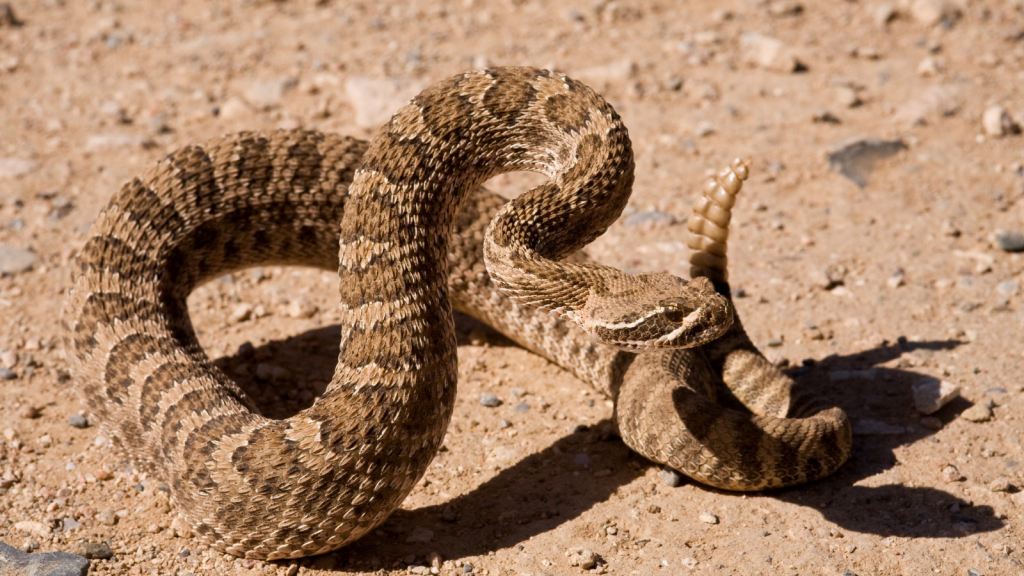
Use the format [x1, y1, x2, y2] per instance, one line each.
[1, 0, 1024, 575]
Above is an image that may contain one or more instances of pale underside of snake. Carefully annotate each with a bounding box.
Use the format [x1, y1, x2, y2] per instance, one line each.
[65, 67, 851, 560]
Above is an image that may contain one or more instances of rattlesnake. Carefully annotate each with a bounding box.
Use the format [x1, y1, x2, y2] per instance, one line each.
[65, 67, 851, 560]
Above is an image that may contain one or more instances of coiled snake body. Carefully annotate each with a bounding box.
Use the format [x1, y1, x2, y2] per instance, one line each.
[65, 67, 851, 559]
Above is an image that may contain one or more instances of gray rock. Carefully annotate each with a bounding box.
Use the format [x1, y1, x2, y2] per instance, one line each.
[660, 468, 682, 487]
[0, 246, 39, 275]
[993, 230, 1024, 252]
[0, 540, 90, 576]
[623, 210, 676, 227]
[573, 453, 592, 468]
[512, 402, 530, 413]
[68, 414, 89, 429]
[345, 77, 428, 128]
[827, 137, 907, 188]
[0, 367, 15, 380]
[61, 517, 81, 532]
[997, 280, 1020, 297]
[0, 158, 38, 179]
[479, 393, 501, 408]
[912, 378, 960, 415]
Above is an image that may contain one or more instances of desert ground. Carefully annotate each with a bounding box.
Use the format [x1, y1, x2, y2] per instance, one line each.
[1, 0, 1023, 575]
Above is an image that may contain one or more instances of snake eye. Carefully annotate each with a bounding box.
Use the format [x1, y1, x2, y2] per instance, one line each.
[662, 306, 689, 323]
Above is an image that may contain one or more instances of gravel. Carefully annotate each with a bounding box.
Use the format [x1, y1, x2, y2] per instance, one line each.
[0, 540, 89, 576]
[479, 393, 501, 407]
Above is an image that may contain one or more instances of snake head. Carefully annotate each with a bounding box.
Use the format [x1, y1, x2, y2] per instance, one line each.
[579, 274, 733, 351]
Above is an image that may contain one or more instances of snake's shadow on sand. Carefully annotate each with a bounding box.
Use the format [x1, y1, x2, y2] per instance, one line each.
[214, 320, 1002, 571]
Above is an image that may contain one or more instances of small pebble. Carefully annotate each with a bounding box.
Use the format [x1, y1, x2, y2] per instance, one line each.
[577, 549, 599, 570]
[920, 416, 943, 430]
[740, 32, 804, 72]
[660, 468, 682, 487]
[405, 526, 434, 543]
[512, 402, 530, 413]
[989, 478, 1012, 493]
[95, 509, 117, 526]
[573, 453, 593, 468]
[286, 298, 317, 319]
[912, 378, 960, 414]
[479, 393, 501, 407]
[17, 405, 39, 419]
[286, 565, 299, 576]
[941, 464, 964, 483]
[982, 105, 1020, 137]
[73, 541, 113, 559]
[699, 511, 719, 524]
[68, 414, 89, 429]
[961, 402, 993, 423]
[229, 303, 253, 324]
[993, 230, 1024, 252]
[0, 245, 39, 275]
[811, 109, 841, 124]
[498, 418, 512, 429]
[463, 563, 474, 573]
[0, 366, 14, 380]
[996, 280, 1019, 297]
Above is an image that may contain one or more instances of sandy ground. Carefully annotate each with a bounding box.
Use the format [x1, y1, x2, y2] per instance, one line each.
[1, 0, 1023, 574]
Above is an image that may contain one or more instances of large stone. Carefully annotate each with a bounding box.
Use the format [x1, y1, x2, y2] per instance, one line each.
[345, 77, 428, 129]
[0, 246, 38, 275]
[0, 540, 89, 576]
